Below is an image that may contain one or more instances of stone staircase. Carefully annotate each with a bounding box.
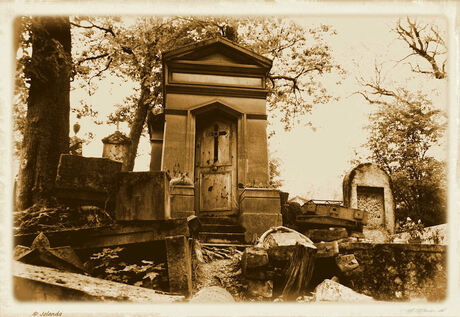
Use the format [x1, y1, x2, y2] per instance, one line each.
[198, 216, 246, 245]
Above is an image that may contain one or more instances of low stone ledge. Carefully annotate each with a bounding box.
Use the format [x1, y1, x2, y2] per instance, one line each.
[339, 242, 447, 253]
[13, 261, 184, 302]
[336, 242, 447, 301]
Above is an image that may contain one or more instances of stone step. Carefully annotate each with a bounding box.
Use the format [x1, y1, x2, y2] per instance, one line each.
[200, 224, 245, 233]
[198, 232, 246, 244]
[198, 216, 239, 225]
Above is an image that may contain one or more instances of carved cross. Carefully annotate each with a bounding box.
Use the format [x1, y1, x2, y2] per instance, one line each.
[207, 124, 227, 163]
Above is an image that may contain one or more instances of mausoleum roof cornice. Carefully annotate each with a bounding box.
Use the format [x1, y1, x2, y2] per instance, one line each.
[162, 37, 273, 70]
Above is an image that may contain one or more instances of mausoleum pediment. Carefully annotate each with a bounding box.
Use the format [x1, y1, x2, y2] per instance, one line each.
[163, 37, 272, 70]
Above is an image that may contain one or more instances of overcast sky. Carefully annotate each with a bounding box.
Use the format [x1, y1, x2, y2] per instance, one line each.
[70, 15, 448, 201]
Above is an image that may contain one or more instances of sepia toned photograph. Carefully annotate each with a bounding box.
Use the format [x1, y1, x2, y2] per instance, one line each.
[1, 1, 458, 316]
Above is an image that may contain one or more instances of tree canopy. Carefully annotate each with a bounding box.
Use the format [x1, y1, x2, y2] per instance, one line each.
[70, 16, 343, 169]
[357, 17, 447, 225]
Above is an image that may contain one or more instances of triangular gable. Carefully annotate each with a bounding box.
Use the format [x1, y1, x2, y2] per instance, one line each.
[163, 37, 272, 69]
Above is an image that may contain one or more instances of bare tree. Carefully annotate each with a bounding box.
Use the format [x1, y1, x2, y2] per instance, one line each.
[394, 17, 447, 79]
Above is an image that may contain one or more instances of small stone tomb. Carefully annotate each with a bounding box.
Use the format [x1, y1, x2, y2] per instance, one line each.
[101, 130, 131, 163]
[342, 163, 395, 234]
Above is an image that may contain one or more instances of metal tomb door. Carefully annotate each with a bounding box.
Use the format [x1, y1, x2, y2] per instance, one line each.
[195, 116, 237, 216]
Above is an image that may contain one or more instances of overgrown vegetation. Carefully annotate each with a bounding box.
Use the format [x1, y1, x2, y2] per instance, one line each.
[86, 247, 169, 290]
[13, 201, 113, 235]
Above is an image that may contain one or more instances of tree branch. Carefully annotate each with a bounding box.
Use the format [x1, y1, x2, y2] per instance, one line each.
[70, 21, 115, 37]
[77, 53, 110, 65]
[394, 17, 446, 79]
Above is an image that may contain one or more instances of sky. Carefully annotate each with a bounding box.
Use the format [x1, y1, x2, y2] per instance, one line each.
[69, 15, 448, 202]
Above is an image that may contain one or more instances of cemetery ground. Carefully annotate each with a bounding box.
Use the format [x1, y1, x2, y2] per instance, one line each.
[12, 176, 447, 303]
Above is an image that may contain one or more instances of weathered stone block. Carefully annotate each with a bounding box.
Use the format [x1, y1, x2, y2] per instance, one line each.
[187, 215, 201, 238]
[115, 172, 170, 221]
[244, 268, 267, 280]
[313, 279, 374, 302]
[240, 188, 281, 213]
[306, 228, 348, 242]
[335, 254, 359, 272]
[165, 235, 192, 297]
[241, 247, 269, 273]
[240, 212, 282, 243]
[55, 154, 122, 204]
[247, 279, 273, 298]
[315, 241, 339, 258]
[170, 185, 195, 219]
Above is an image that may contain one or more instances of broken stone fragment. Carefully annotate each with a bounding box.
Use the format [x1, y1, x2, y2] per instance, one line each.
[313, 279, 374, 302]
[335, 254, 359, 272]
[30, 232, 51, 251]
[241, 247, 269, 273]
[314, 241, 339, 258]
[15, 232, 86, 273]
[306, 227, 348, 242]
[189, 286, 235, 303]
[246, 279, 273, 298]
[187, 215, 201, 238]
[256, 226, 316, 265]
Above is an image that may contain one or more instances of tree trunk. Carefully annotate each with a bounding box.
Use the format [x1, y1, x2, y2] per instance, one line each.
[123, 85, 150, 171]
[16, 17, 71, 210]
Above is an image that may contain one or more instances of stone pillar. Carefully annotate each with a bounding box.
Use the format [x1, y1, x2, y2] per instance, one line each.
[101, 131, 131, 163]
[165, 235, 192, 297]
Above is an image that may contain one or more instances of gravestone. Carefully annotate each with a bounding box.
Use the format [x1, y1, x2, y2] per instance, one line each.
[101, 130, 131, 163]
[147, 37, 282, 242]
[342, 163, 395, 234]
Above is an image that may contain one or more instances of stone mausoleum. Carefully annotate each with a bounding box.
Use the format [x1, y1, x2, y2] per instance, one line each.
[147, 38, 282, 243]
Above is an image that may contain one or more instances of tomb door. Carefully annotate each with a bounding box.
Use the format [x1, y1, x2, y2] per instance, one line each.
[195, 117, 237, 216]
[357, 186, 385, 228]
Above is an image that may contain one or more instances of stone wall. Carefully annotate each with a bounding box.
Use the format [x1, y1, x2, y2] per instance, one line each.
[338, 243, 447, 301]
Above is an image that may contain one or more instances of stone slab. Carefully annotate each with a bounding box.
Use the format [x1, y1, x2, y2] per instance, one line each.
[14, 220, 189, 250]
[115, 171, 170, 221]
[13, 261, 183, 302]
[165, 235, 192, 297]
